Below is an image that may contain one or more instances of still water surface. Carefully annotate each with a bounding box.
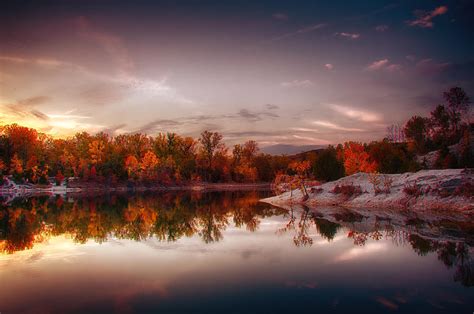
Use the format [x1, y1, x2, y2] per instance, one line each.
[0, 191, 473, 313]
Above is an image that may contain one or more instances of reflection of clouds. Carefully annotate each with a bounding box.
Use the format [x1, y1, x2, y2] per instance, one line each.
[314, 234, 345, 245]
[375, 296, 398, 310]
[0, 236, 86, 268]
[334, 242, 387, 262]
[241, 248, 262, 259]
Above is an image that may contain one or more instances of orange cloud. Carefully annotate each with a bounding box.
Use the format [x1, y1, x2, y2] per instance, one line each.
[408, 6, 448, 28]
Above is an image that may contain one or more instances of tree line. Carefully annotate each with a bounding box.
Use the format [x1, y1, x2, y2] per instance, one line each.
[0, 87, 472, 186]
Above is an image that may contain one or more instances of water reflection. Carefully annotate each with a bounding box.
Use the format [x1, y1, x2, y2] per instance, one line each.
[0, 191, 284, 252]
[278, 205, 474, 288]
[1, 191, 473, 289]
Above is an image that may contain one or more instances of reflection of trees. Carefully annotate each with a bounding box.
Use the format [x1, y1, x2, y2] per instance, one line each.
[197, 204, 229, 243]
[276, 206, 473, 287]
[313, 218, 340, 241]
[0, 191, 285, 253]
[278, 207, 342, 246]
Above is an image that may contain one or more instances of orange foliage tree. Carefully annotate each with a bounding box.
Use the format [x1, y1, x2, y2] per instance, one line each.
[343, 142, 378, 175]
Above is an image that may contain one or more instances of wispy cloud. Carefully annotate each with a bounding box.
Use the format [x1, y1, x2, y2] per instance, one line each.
[407, 6, 448, 28]
[415, 58, 451, 75]
[375, 25, 389, 32]
[324, 63, 334, 70]
[329, 104, 382, 122]
[0, 55, 86, 72]
[264, 23, 326, 43]
[335, 32, 360, 39]
[280, 79, 313, 88]
[2, 96, 51, 121]
[366, 58, 401, 72]
[313, 120, 364, 132]
[133, 119, 181, 134]
[292, 135, 331, 144]
[290, 127, 319, 132]
[238, 108, 279, 121]
[272, 13, 288, 21]
[75, 16, 134, 74]
[265, 104, 279, 110]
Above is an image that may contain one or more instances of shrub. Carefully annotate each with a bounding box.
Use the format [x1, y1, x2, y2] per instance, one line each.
[382, 175, 393, 194]
[310, 187, 323, 194]
[453, 181, 474, 198]
[369, 173, 393, 195]
[403, 181, 422, 197]
[368, 173, 382, 194]
[332, 184, 362, 197]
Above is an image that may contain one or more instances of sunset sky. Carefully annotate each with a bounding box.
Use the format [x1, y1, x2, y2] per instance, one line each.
[1, 0, 473, 147]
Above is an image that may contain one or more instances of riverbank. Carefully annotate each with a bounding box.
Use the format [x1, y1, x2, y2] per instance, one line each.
[0, 180, 272, 197]
[261, 169, 474, 212]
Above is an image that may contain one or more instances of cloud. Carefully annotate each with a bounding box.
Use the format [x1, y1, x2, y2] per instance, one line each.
[407, 6, 448, 28]
[1, 53, 189, 105]
[415, 58, 451, 75]
[366, 59, 401, 72]
[325, 63, 334, 70]
[30, 109, 50, 121]
[265, 104, 279, 110]
[334, 242, 387, 262]
[375, 25, 389, 32]
[0, 56, 80, 70]
[335, 32, 360, 39]
[329, 104, 382, 122]
[2, 96, 51, 121]
[101, 123, 127, 136]
[375, 297, 399, 310]
[75, 16, 134, 74]
[292, 135, 331, 144]
[367, 59, 389, 70]
[134, 119, 181, 134]
[264, 23, 326, 43]
[290, 127, 319, 132]
[238, 109, 279, 121]
[312, 120, 364, 132]
[272, 13, 288, 21]
[280, 79, 313, 88]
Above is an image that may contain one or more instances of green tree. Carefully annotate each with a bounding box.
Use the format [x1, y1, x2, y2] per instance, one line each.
[313, 146, 344, 181]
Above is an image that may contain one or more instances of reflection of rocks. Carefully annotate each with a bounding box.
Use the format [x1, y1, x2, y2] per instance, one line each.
[275, 204, 474, 287]
[274, 203, 473, 245]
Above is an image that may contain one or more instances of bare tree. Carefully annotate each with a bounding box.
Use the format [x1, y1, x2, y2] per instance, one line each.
[386, 123, 406, 143]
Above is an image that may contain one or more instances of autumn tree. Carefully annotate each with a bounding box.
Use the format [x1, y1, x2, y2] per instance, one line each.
[9, 154, 24, 182]
[199, 131, 226, 181]
[288, 160, 311, 200]
[0, 124, 39, 162]
[140, 151, 160, 181]
[367, 140, 418, 173]
[343, 142, 377, 175]
[124, 155, 139, 179]
[232, 140, 259, 182]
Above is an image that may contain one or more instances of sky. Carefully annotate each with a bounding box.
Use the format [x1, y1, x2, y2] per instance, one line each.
[0, 0, 473, 147]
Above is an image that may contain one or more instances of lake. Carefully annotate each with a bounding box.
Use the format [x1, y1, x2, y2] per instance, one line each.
[0, 191, 473, 313]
